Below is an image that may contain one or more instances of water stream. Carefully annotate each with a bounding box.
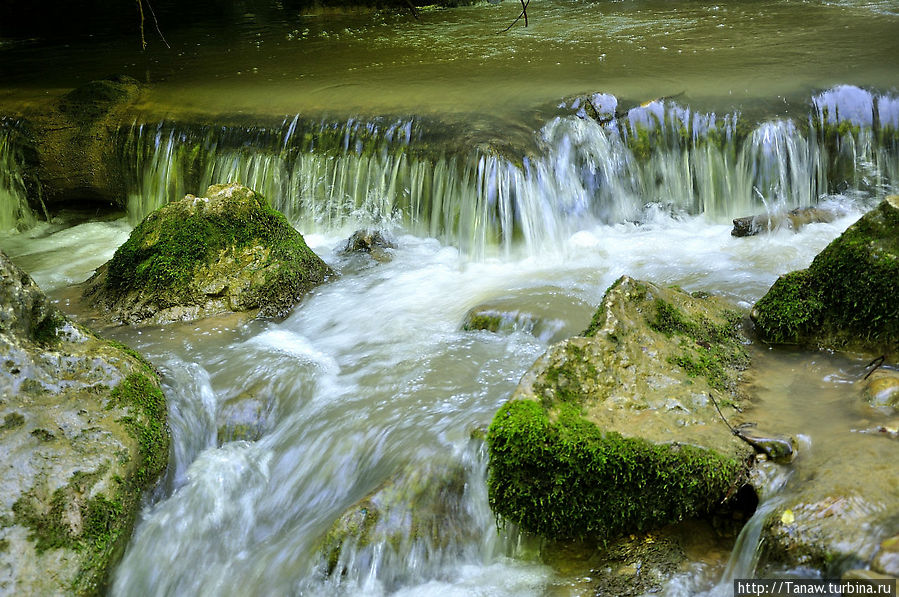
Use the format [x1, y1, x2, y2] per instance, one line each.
[2, 0, 899, 594]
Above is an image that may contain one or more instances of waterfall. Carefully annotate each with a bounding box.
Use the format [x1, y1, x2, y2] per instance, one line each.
[117, 87, 899, 257]
[0, 119, 41, 232]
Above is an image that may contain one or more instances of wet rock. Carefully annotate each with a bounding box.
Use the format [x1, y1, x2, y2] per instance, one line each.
[460, 292, 587, 343]
[34, 76, 142, 206]
[731, 206, 839, 237]
[751, 196, 899, 353]
[339, 229, 396, 263]
[216, 388, 275, 444]
[0, 249, 169, 596]
[764, 493, 898, 574]
[84, 183, 333, 324]
[842, 569, 897, 581]
[735, 427, 796, 463]
[861, 369, 899, 410]
[487, 276, 754, 542]
[318, 459, 478, 579]
[872, 534, 899, 576]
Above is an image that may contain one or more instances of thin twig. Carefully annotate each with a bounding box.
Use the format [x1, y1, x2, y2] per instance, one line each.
[136, 0, 147, 50]
[498, 0, 529, 33]
[145, 0, 171, 48]
[708, 393, 738, 436]
[863, 355, 886, 380]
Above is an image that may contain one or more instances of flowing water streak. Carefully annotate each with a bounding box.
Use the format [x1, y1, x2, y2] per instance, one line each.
[0, 119, 41, 232]
[118, 88, 899, 259]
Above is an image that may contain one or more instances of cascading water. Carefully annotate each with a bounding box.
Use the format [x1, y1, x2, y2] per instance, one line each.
[117, 87, 899, 259]
[2, 85, 898, 597]
[0, 119, 41, 232]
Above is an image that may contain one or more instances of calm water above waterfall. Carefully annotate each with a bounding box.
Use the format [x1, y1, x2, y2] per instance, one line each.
[1, 0, 898, 594]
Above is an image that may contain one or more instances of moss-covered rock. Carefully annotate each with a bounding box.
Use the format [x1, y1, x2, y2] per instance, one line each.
[751, 196, 899, 352]
[487, 276, 754, 542]
[84, 183, 333, 324]
[0, 249, 170, 596]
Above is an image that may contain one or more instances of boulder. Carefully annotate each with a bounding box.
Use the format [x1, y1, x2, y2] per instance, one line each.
[84, 183, 333, 324]
[731, 206, 839, 237]
[339, 229, 396, 263]
[487, 276, 755, 542]
[751, 196, 899, 353]
[0, 250, 169, 595]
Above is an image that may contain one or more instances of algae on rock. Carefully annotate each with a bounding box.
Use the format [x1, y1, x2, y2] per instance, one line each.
[487, 276, 754, 542]
[0, 250, 170, 596]
[84, 182, 333, 324]
[751, 196, 899, 353]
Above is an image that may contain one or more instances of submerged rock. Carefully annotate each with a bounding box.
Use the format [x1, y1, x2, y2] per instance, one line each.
[751, 196, 899, 353]
[731, 206, 839, 237]
[318, 459, 478, 580]
[487, 276, 754, 542]
[339, 229, 396, 263]
[84, 183, 333, 324]
[216, 387, 276, 444]
[861, 369, 899, 411]
[0, 250, 169, 595]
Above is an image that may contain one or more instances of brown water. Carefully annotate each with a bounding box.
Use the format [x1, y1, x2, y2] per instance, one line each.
[2, 0, 898, 123]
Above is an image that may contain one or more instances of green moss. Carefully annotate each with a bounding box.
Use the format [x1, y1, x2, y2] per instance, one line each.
[648, 299, 747, 390]
[105, 339, 155, 375]
[103, 188, 328, 313]
[753, 199, 899, 349]
[110, 373, 169, 487]
[487, 400, 743, 541]
[30, 428, 55, 442]
[12, 481, 128, 595]
[30, 306, 64, 345]
[462, 312, 503, 333]
[752, 269, 823, 344]
[537, 343, 598, 406]
[1, 412, 25, 430]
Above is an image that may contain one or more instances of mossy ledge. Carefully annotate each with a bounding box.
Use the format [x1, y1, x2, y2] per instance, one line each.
[487, 276, 754, 542]
[85, 182, 333, 323]
[2, 249, 171, 596]
[11, 369, 170, 596]
[487, 401, 743, 541]
[751, 196, 899, 352]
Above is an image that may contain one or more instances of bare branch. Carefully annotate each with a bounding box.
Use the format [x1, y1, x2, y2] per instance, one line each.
[498, 0, 529, 34]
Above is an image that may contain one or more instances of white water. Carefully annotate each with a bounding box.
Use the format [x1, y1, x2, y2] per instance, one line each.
[1, 200, 868, 596]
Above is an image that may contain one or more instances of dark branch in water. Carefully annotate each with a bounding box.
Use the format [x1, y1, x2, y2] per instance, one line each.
[136, 0, 146, 49]
[136, 0, 170, 50]
[708, 392, 739, 436]
[145, 0, 171, 48]
[863, 355, 886, 380]
[498, 0, 530, 33]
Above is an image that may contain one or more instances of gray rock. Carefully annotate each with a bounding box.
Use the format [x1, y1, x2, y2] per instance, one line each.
[732, 206, 839, 237]
[0, 250, 169, 596]
[339, 229, 396, 263]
